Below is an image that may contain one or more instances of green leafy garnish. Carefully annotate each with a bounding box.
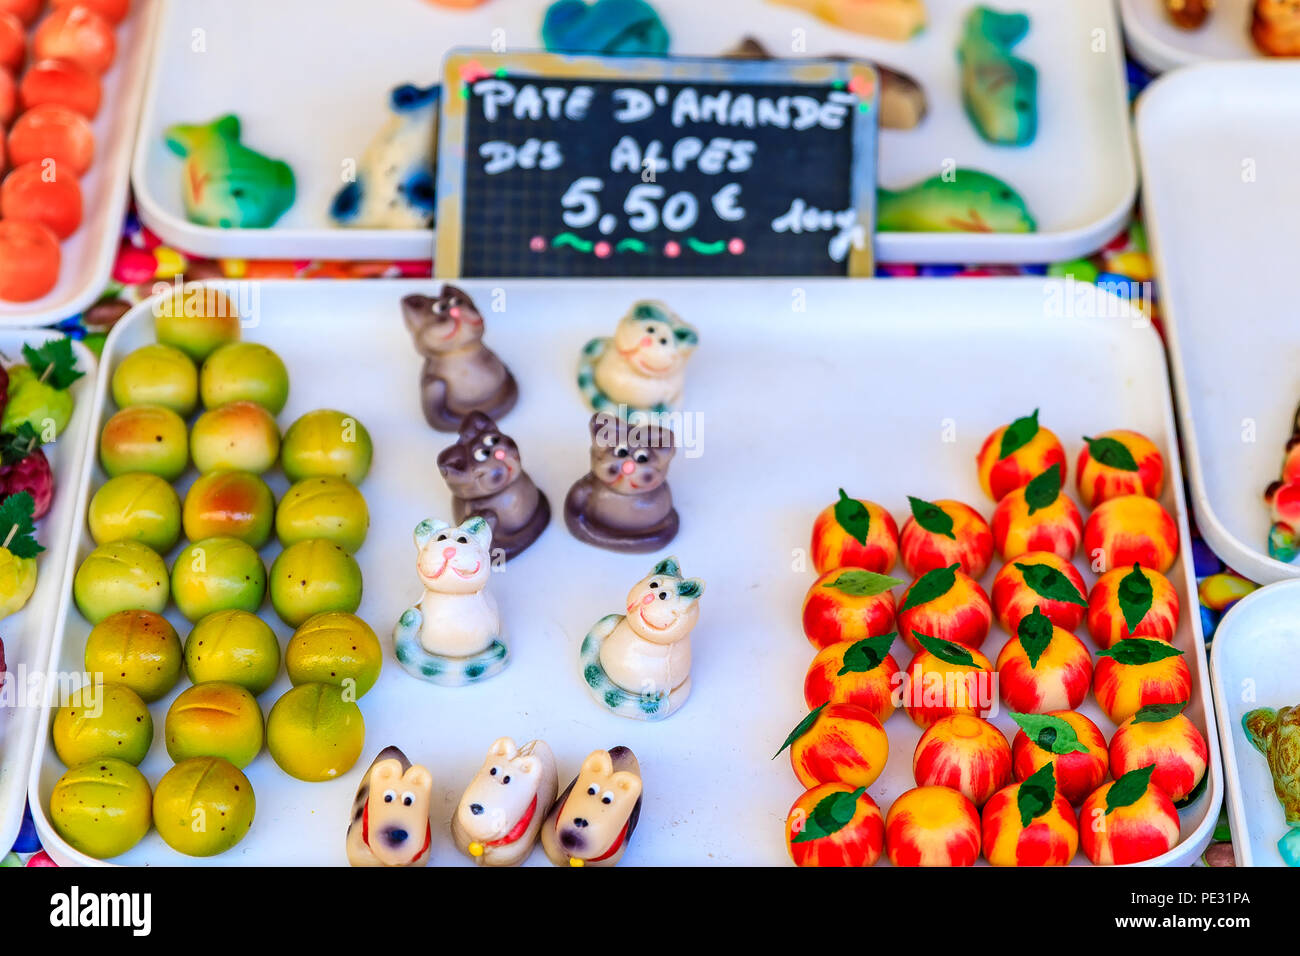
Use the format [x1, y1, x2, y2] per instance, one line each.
[914, 632, 976, 667]
[908, 496, 955, 539]
[1097, 638, 1183, 667]
[0, 492, 43, 559]
[1084, 435, 1138, 472]
[833, 489, 871, 546]
[1017, 763, 1057, 828]
[822, 570, 901, 598]
[900, 563, 959, 612]
[1015, 561, 1087, 607]
[1024, 463, 1063, 515]
[1116, 563, 1154, 636]
[792, 787, 867, 843]
[999, 409, 1040, 459]
[773, 703, 827, 759]
[1131, 701, 1186, 724]
[837, 632, 897, 675]
[22, 339, 83, 390]
[1010, 712, 1091, 755]
[1017, 606, 1054, 668]
[1105, 764, 1156, 814]
[0, 423, 41, 465]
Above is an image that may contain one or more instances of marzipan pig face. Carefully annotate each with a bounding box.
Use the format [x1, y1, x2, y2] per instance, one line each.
[542, 746, 643, 867]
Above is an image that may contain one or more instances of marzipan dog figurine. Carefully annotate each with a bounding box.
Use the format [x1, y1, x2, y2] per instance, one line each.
[345, 746, 434, 867]
[541, 747, 642, 867]
[452, 737, 558, 866]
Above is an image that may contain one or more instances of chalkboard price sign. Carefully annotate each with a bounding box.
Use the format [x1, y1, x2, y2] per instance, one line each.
[436, 51, 879, 279]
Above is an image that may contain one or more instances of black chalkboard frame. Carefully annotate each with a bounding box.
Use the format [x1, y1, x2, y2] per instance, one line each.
[435, 49, 880, 279]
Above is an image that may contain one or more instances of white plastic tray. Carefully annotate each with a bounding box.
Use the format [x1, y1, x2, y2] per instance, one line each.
[0, 0, 161, 327]
[26, 278, 1218, 866]
[0, 332, 97, 854]
[1136, 63, 1300, 585]
[1210, 578, 1300, 866]
[132, 0, 1134, 265]
[1120, 0, 1272, 74]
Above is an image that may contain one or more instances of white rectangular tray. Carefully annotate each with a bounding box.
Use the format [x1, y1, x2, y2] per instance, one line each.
[0, 0, 161, 327]
[1120, 0, 1273, 74]
[132, 0, 1134, 265]
[0, 333, 97, 853]
[1136, 62, 1300, 585]
[29, 277, 1218, 866]
[1209, 578, 1300, 866]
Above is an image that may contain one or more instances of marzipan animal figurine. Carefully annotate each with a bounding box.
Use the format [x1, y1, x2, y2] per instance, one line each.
[877, 168, 1036, 234]
[578, 301, 697, 418]
[542, 0, 670, 55]
[564, 411, 679, 553]
[331, 83, 439, 229]
[541, 747, 642, 867]
[403, 285, 519, 432]
[724, 35, 927, 130]
[438, 412, 550, 561]
[345, 746, 434, 867]
[958, 6, 1038, 146]
[1164, 0, 1211, 29]
[163, 115, 296, 229]
[1253, 0, 1300, 55]
[452, 737, 559, 866]
[1244, 704, 1300, 866]
[581, 556, 704, 720]
[771, 0, 926, 41]
[393, 516, 508, 685]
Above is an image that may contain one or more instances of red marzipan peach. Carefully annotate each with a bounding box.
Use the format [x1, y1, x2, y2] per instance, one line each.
[1086, 563, 1179, 650]
[1083, 494, 1179, 575]
[902, 638, 995, 729]
[885, 785, 981, 866]
[1, 159, 83, 237]
[0, 11, 22, 74]
[1108, 705, 1208, 804]
[810, 490, 899, 575]
[991, 551, 1088, 635]
[991, 464, 1083, 562]
[801, 568, 897, 650]
[1079, 766, 1180, 865]
[7, 103, 95, 175]
[896, 564, 992, 653]
[785, 702, 889, 791]
[51, 0, 131, 25]
[981, 766, 1079, 866]
[0, 219, 59, 302]
[1075, 430, 1164, 509]
[33, 6, 117, 75]
[1092, 637, 1192, 725]
[803, 634, 900, 723]
[20, 58, 102, 118]
[785, 783, 884, 867]
[976, 409, 1067, 502]
[995, 610, 1093, 714]
[899, 497, 993, 579]
[912, 714, 1011, 807]
[1011, 710, 1108, 806]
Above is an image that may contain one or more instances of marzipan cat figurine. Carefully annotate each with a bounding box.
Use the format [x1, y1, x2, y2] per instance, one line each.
[580, 556, 704, 720]
[438, 412, 550, 561]
[564, 411, 679, 553]
[578, 301, 696, 418]
[403, 285, 518, 432]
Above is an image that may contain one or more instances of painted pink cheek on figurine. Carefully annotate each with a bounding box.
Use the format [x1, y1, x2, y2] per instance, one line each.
[577, 300, 697, 419]
[580, 556, 703, 721]
[994, 607, 1093, 714]
[899, 496, 993, 579]
[1082, 494, 1180, 575]
[885, 785, 982, 866]
[991, 463, 1083, 562]
[1079, 765, 1181, 865]
[393, 516, 508, 685]
[896, 563, 992, 653]
[912, 714, 1012, 808]
[1109, 703, 1208, 805]
[345, 746, 434, 867]
[541, 747, 643, 867]
[990, 551, 1088, 636]
[452, 737, 559, 867]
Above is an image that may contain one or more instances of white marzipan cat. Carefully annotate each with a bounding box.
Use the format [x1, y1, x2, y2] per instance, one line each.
[412, 516, 499, 658]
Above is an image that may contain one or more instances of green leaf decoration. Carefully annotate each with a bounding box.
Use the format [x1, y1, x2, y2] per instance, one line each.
[1116, 563, 1154, 636]
[999, 409, 1040, 460]
[1084, 435, 1139, 472]
[792, 786, 867, 844]
[1017, 763, 1057, 828]
[833, 489, 871, 546]
[0, 492, 43, 559]
[837, 632, 897, 675]
[1010, 712, 1091, 755]
[1097, 638, 1184, 667]
[1015, 561, 1086, 607]
[1023, 463, 1063, 515]
[773, 703, 827, 759]
[1105, 764, 1156, 815]
[1017, 606, 1054, 669]
[900, 563, 959, 613]
[22, 338, 83, 391]
[0, 423, 42, 465]
[914, 632, 976, 667]
[1131, 701, 1187, 724]
[908, 496, 956, 540]
[822, 570, 902, 598]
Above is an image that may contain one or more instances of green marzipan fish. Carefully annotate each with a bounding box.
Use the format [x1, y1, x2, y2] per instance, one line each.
[164, 115, 296, 230]
[958, 6, 1038, 146]
[877, 169, 1036, 234]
